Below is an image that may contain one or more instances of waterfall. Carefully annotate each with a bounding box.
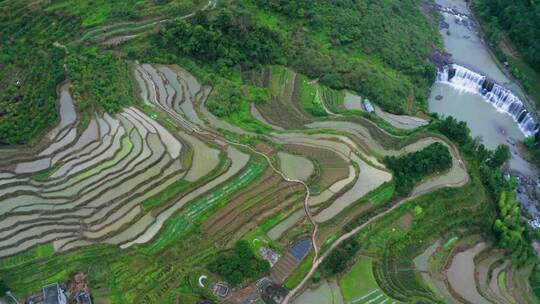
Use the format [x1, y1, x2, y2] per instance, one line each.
[437, 64, 539, 136]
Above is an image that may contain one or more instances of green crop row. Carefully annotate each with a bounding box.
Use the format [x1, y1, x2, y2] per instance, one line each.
[144, 161, 266, 253]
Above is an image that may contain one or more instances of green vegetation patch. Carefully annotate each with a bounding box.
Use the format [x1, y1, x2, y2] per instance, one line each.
[207, 81, 272, 134]
[0, 4, 71, 145]
[67, 48, 134, 113]
[339, 256, 377, 302]
[320, 86, 345, 114]
[443, 236, 459, 250]
[32, 163, 63, 181]
[320, 239, 360, 277]
[473, 0, 540, 74]
[370, 184, 395, 205]
[46, 0, 201, 28]
[142, 179, 191, 211]
[145, 161, 266, 253]
[207, 240, 270, 285]
[0, 243, 54, 270]
[498, 270, 507, 293]
[244, 0, 439, 113]
[385, 142, 452, 197]
[493, 191, 534, 265]
[529, 266, 540, 300]
[284, 252, 313, 290]
[298, 78, 327, 117]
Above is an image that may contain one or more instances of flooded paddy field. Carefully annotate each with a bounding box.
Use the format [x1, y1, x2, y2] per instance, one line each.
[0, 54, 499, 304]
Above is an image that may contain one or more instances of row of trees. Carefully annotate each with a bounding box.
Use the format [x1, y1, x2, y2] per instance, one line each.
[493, 190, 534, 266]
[385, 142, 453, 197]
[207, 241, 270, 285]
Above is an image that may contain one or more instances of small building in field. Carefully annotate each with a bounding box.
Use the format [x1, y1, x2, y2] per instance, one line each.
[75, 291, 93, 304]
[364, 99, 375, 113]
[42, 283, 67, 304]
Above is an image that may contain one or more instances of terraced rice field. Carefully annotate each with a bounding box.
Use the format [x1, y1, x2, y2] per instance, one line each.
[0, 85, 188, 257]
[0, 60, 478, 304]
[267, 210, 305, 241]
[305, 121, 467, 196]
[278, 152, 315, 182]
[247, 66, 318, 129]
[373, 105, 428, 130]
[271, 132, 392, 222]
[204, 170, 304, 241]
[446, 242, 491, 304]
[77, 0, 217, 44]
[410, 235, 537, 304]
[343, 92, 364, 111]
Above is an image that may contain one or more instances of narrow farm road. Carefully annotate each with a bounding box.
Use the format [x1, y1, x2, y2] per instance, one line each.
[137, 61, 469, 304]
[281, 141, 469, 304]
[136, 62, 321, 263]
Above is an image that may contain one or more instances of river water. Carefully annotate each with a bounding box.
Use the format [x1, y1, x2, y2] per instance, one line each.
[428, 0, 536, 176]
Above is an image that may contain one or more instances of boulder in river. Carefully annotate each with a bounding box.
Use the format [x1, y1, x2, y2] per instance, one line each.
[429, 46, 453, 68]
[440, 20, 450, 30]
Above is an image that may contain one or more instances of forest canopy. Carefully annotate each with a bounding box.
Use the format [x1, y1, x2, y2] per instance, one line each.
[0, 0, 441, 145]
[473, 0, 540, 71]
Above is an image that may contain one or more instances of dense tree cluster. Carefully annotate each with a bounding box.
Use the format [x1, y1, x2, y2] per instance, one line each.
[206, 82, 243, 117]
[0, 279, 7, 296]
[433, 115, 511, 198]
[155, 9, 283, 71]
[251, 0, 439, 113]
[473, 0, 540, 71]
[0, 2, 136, 145]
[66, 49, 133, 113]
[433, 116, 533, 265]
[493, 191, 534, 265]
[434, 116, 470, 146]
[150, 0, 439, 115]
[254, 0, 311, 18]
[207, 241, 270, 285]
[385, 142, 452, 197]
[320, 239, 360, 277]
[0, 6, 77, 145]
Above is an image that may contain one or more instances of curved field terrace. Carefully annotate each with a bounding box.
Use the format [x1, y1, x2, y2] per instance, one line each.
[1, 61, 533, 304]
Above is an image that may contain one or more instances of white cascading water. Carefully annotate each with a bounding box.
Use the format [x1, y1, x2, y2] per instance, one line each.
[437, 64, 539, 136]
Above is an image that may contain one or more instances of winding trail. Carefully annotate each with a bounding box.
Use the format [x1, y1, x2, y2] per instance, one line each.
[135, 63, 321, 261]
[281, 101, 468, 304]
[282, 157, 469, 304]
[135, 63, 469, 304]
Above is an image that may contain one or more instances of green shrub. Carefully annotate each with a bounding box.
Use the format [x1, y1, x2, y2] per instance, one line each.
[320, 239, 360, 277]
[207, 241, 270, 285]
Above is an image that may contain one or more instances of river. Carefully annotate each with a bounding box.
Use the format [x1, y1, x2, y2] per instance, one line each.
[428, 0, 538, 176]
